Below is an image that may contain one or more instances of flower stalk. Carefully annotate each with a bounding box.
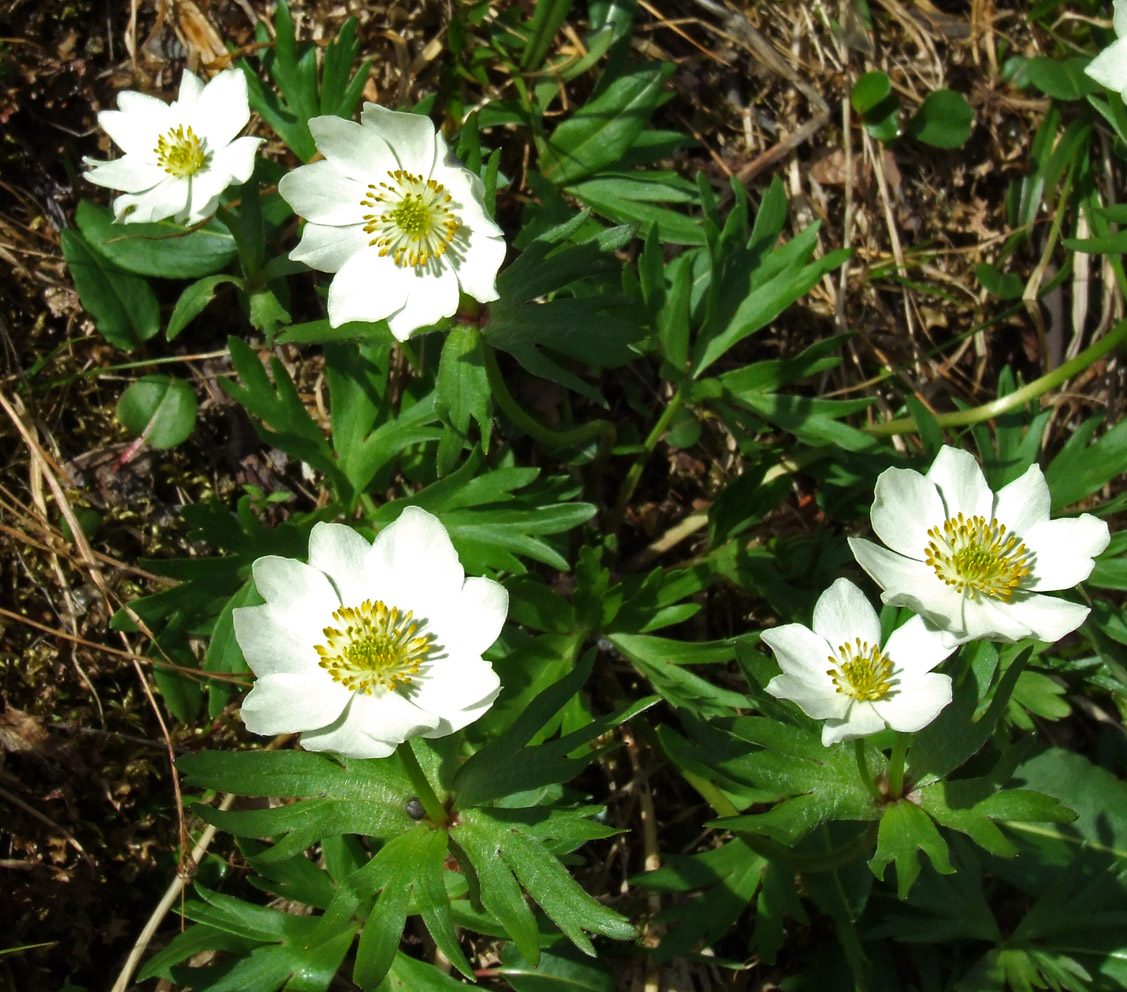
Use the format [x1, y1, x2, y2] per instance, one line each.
[399, 740, 448, 826]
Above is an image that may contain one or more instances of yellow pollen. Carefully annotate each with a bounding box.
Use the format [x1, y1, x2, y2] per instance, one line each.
[315, 599, 434, 694]
[924, 513, 1033, 601]
[154, 124, 207, 178]
[360, 169, 459, 269]
[827, 638, 895, 702]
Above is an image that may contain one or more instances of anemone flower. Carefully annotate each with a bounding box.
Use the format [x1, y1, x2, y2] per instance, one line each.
[83, 69, 262, 225]
[761, 578, 954, 746]
[1086, 0, 1127, 100]
[233, 507, 507, 759]
[277, 103, 506, 340]
[849, 447, 1109, 645]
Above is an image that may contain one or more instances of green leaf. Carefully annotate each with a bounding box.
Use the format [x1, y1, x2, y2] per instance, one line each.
[115, 375, 198, 449]
[435, 325, 492, 472]
[906, 90, 974, 149]
[869, 800, 955, 899]
[376, 953, 477, 991]
[1045, 415, 1127, 509]
[499, 942, 616, 992]
[202, 580, 255, 719]
[539, 62, 675, 184]
[61, 228, 160, 350]
[1020, 56, 1100, 101]
[521, 0, 574, 70]
[75, 200, 237, 278]
[851, 70, 901, 141]
[167, 274, 241, 339]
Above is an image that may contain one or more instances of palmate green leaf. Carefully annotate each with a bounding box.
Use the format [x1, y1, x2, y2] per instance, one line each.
[435, 326, 492, 475]
[459, 807, 636, 955]
[455, 650, 656, 808]
[178, 750, 418, 860]
[570, 173, 705, 245]
[138, 923, 256, 982]
[74, 200, 238, 278]
[499, 942, 616, 992]
[634, 838, 767, 963]
[61, 228, 160, 350]
[539, 62, 676, 184]
[870, 800, 955, 900]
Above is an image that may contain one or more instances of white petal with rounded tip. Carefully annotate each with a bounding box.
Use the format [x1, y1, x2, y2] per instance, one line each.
[1086, 37, 1127, 94]
[452, 231, 506, 304]
[384, 265, 461, 340]
[993, 464, 1050, 536]
[83, 156, 167, 194]
[822, 704, 885, 745]
[365, 507, 464, 613]
[192, 69, 251, 147]
[289, 221, 373, 274]
[300, 718, 396, 759]
[1115, 0, 1127, 40]
[883, 615, 955, 675]
[177, 69, 205, 104]
[986, 594, 1090, 643]
[325, 247, 409, 327]
[112, 179, 190, 224]
[760, 623, 836, 682]
[360, 103, 439, 174]
[447, 577, 508, 657]
[870, 467, 944, 559]
[252, 555, 340, 617]
[1022, 515, 1110, 590]
[308, 522, 374, 606]
[310, 115, 397, 184]
[278, 160, 369, 227]
[848, 538, 965, 627]
[874, 672, 951, 733]
[211, 135, 263, 186]
[410, 659, 500, 736]
[348, 690, 441, 743]
[765, 673, 849, 721]
[101, 94, 173, 155]
[926, 446, 994, 520]
[962, 596, 1038, 642]
[239, 672, 350, 734]
[812, 578, 881, 651]
[422, 688, 498, 738]
[232, 603, 320, 676]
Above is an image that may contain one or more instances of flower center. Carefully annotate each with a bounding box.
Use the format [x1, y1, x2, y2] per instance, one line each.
[315, 599, 433, 694]
[361, 170, 458, 269]
[827, 638, 895, 701]
[924, 513, 1033, 601]
[154, 124, 207, 178]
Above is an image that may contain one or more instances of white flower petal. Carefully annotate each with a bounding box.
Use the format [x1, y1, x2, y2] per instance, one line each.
[961, 596, 1040, 642]
[873, 672, 952, 733]
[211, 135, 264, 186]
[1086, 37, 1127, 94]
[452, 230, 505, 304]
[870, 467, 944, 558]
[239, 673, 350, 734]
[111, 178, 191, 224]
[308, 522, 375, 605]
[360, 103, 439, 174]
[883, 615, 955, 675]
[411, 659, 501, 736]
[812, 578, 881, 652]
[822, 704, 885, 745]
[1023, 514, 1110, 591]
[232, 603, 321, 677]
[436, 577, 508, 657]
[384, 265, 461, 340]
[251, 555, 340, 616]
[310, 114, 398, 183]
[100, 94, 174, 155]
[993, 464, 1050, 536]
[984, 594, 1090, 643]
[765, 673, 849, 721]
[760, 622, 836, 683]
[365, 507, 465, 612]
[191, 69, 252, 147]
[289, 221, 374, 274]
[278, 160, 369, 227]
[1115, 0, 1127, 41]
[325, 247, 410, 327]
[348, 690, 441, 745]
[926, 446, 994, 519]
[300, 718, 396, 759]
[83, 155, 166, 195]
[177, 69, 205, 104]
[849, 538, 965, 625]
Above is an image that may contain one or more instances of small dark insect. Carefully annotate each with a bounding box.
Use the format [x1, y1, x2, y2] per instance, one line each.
[405, 797, 426, 820]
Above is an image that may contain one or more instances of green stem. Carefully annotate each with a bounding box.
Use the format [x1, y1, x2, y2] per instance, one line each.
[608, 387, 685, 531]
[887, 733, 910, 800]
[481, 343, 613, 449]
[399, 739, 447, 826]
[855, 739, 883, 801]
[214, 205, 260, 285]
[865, 313, 1127, 438]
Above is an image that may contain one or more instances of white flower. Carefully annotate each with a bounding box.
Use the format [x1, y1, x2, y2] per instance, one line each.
[83, 69, 262, 225]
[276, 103, 506, 340]
[761, 578, 954, 746]
[1086, 0, 1127, 99]
[233, 507, 507, 759]
[849, 447, 1110, 645]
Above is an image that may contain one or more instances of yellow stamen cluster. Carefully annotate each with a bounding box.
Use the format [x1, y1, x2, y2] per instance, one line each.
[925, 513, 1033, 601]
[361, 169, 458, 268]
[155, 124, 207, 178]
[316, 599, 433, 694]
[827, 638, 895, 701]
